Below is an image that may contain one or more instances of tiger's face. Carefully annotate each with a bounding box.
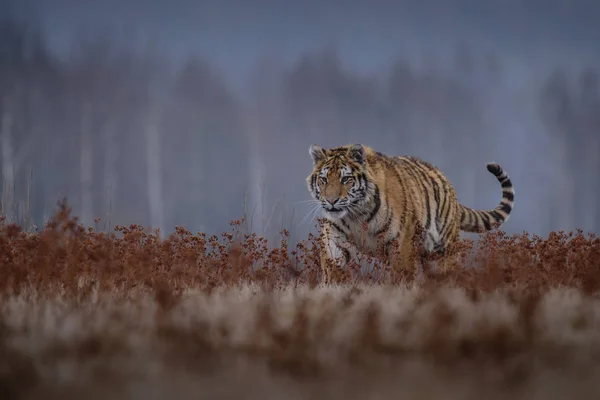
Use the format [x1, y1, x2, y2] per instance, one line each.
[306, 144, 370, 220]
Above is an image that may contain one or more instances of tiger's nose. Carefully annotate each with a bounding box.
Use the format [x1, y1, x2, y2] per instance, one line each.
[325, 197, 339, 206]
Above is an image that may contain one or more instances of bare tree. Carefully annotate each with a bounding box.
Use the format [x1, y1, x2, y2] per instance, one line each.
[0, 95, 15, 220]
[243, 107, 266, 235]
[244, 56, 284, 235]
[66, 31, 150, 230]
[100, 49, 139, 232]
[165, 55, 243, 234]
[577, 68, 600, 231]
[78, 101, 93, 227]
[538, 69, 576, 231]
[144, 90, 165, 237]
[0, 17, 53, 225]
[101, 117, 117, 231]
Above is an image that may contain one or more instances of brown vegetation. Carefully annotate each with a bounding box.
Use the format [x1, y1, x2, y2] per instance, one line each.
[2, 200, 600, 399]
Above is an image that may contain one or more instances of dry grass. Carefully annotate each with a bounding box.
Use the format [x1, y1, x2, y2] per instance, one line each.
[2, 200, 600, 399]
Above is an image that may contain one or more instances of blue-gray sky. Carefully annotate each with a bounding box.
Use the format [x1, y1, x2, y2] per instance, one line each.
[18, 0, 600, 76]
[2, 0, 600, 241]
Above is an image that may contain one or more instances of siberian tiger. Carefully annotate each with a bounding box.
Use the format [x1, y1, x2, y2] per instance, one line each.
[305, 143, 515, 282]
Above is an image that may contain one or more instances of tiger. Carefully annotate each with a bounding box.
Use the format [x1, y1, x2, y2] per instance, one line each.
[305, 143, 515, 282]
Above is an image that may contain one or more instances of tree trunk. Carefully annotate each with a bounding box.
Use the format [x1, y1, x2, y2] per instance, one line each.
[559, 136, 575, 232]
[79, 102, 93, 228]
[245, 108, 265, 235]
[103, 119, 117, 232]
[1, 97, 15, 222]
[145, 102, 165, 238]
[584, 137, 600, 233]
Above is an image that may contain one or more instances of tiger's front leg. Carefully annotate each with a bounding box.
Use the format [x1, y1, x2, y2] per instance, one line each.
[386, 221, 425, 282]
[319, 221, 358, 284]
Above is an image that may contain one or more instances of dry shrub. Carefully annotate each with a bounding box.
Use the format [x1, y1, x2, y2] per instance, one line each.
[1, 201, 600, 297]
[2, 200, 600, 399]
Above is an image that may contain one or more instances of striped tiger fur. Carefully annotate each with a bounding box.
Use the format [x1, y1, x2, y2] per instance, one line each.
[305, 143, 515, 282]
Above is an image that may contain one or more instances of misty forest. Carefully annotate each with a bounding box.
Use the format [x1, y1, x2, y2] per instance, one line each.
[0, 13, 599, 245]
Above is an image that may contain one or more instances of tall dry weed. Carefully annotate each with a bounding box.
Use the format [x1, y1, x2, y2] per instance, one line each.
[2, 200, 600, 398]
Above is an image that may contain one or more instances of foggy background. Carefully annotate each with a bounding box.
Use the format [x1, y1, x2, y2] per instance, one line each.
[1, 0, 599, 245]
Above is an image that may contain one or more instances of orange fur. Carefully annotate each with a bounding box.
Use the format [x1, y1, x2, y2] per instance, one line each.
[306, 144, 515, 282]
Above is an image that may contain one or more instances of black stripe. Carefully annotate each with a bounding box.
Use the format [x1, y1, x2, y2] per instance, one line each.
[489, 210, 505, 222]
[486, 164, 502, 175]
[431, 178, 441, 226]
[498, 202, 512, 214]
[501, 180, 512, 189]
[357, 173, 368, 195]
[350, 173, 366, 199]
[474, 213, 484, 231]
[387, 160, 409, 216]
[329, 221, 348, 239]
[481, 213, 492, 231]
[426, 232, 435, 246]
[366, 186, 381, 223]
[503, 191, 514, 202]
[384, 232, 400, 257]
[439, 191, 451, 237]
[460, 207, 467, 224]
[374, 210, 392, 237]
[341, 248, 351, 263]
[426, 168, 446, 234]
[405, 159, 432, 231]
[433, 243, 445, 255]
[399, 160, 421, 195]
[439, 186, 449, 222]
[340, 218, 350, 231]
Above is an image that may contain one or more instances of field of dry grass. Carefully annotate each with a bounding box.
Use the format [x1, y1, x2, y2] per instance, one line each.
[2, 201, 600, 399]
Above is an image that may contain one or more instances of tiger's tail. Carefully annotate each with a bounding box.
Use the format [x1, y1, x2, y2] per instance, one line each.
[460, 162, 515, 233]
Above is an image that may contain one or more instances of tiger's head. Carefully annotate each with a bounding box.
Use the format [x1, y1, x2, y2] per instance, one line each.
[306, 143, 373, 220]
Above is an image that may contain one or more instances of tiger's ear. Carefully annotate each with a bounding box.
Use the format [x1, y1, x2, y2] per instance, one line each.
[348, 143, 366, 164]
[309, 144, 325, 164]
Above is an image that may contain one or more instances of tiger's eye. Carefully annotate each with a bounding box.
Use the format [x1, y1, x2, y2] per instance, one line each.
[341, 176, 354, 184]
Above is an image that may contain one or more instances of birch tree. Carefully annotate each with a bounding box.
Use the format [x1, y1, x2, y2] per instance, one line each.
[68, 32, 138, 230]
[577, 68, 600, 232]
[244, 57, 280, 235]
[144, 90, 165, 238]
[538, 70, 576, 231]
[102, 117, 117, 231]
[0, 96, 15, 221]
[244, 106, 266, 235]
[0, 19, 19, 220]
[100, 50, 135, 232]
[78, 101, 93, 227]
[0, 18, 51, 225]
[167, 56, 242, 234]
